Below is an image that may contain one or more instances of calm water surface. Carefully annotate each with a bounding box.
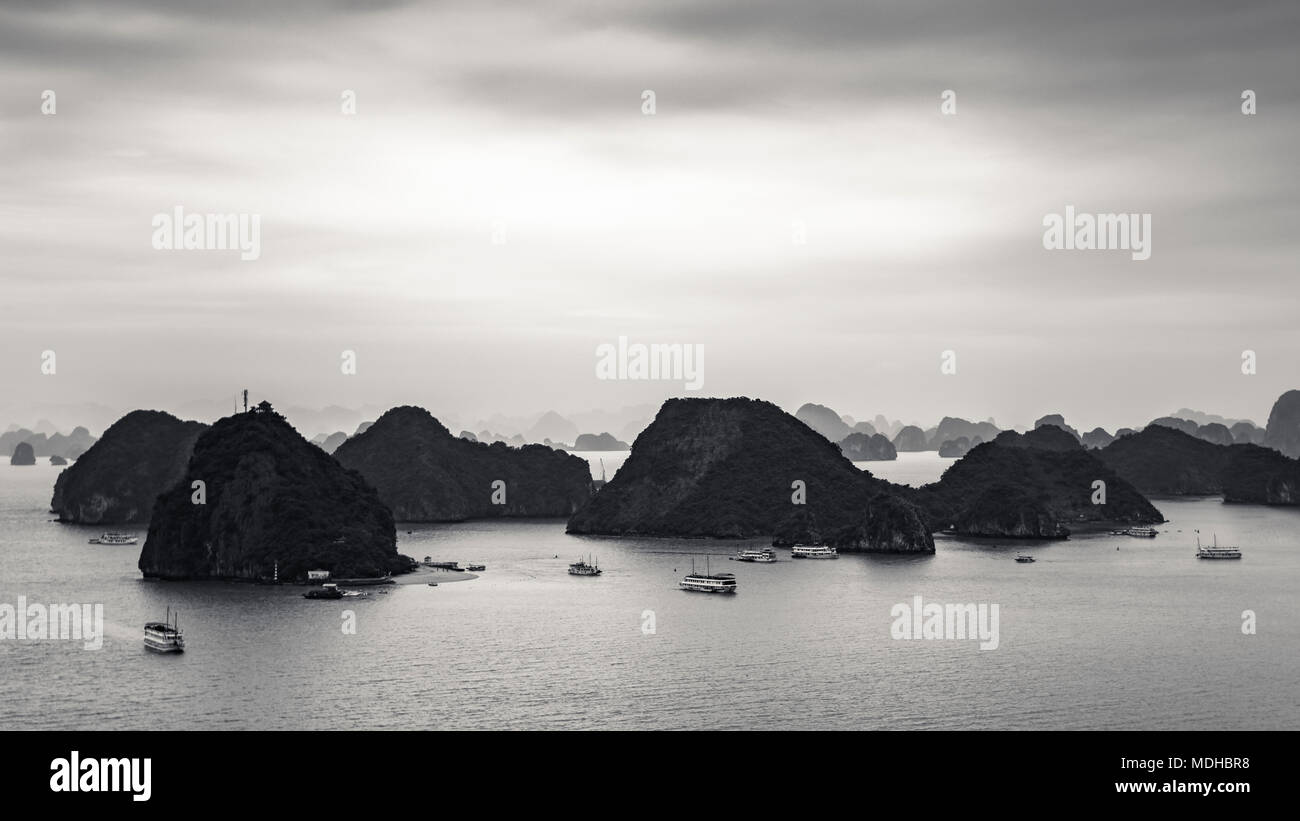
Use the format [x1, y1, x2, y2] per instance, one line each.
[2, 454, 1297, 730]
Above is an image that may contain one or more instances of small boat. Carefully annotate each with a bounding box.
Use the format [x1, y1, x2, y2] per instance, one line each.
[732, 548, 777, 563]
[465, 563, 486, 572]
[679, 557, 737, 593]
[568, 556, 602, 576]
[427, 582, 438, 587]
[143, 608, 185, 653]
[791, 544, 838, 559]
[1015, 554, 1035, 563]
[90, 532, 138, 545]
[303, 583, 344, 599]
[1195, 531, 1241, 560]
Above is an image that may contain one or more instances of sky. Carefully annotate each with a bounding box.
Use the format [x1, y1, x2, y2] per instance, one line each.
[2, 0, 1298, 435]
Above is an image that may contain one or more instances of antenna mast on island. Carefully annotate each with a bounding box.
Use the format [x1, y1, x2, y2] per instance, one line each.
[243, 389, 248, 413]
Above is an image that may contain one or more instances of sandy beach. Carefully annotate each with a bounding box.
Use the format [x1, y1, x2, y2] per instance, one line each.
[395, 567, 480, 585]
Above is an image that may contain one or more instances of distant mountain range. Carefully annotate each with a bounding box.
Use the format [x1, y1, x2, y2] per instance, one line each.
[789, 399, 1285, 458]
[31, 388, 1300, 578]
[3, 425, 97, 461]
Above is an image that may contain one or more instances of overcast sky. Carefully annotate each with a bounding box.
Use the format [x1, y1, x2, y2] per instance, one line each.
[2, 0, 1297, 434]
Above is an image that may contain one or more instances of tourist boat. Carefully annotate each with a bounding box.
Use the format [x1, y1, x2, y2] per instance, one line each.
[679, 572, 737, 593]
[143, 608, 185, 654]
[1015, 554, 1035, 563]
[89, 532, 138, 545]
[791, 544, 838, 559]
[427, 582, 438, 587]
[1123, 527, 1158, 538]
[568, 556, 602, 576]
[679, 557, 737, 593]
[679, 558, 737, 593]
[732, 548, 777, 563]
[1195, 531, 1242, 560]
[303, 583, 344, 599]
[465, 563, 486, 572]
[680, 573, 738, 593]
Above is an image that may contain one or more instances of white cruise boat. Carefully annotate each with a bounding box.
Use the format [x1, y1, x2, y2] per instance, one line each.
[791, 544, 838, 559]
[143, 608, 185, 653]
[568, 556, 602, 576]
[679, 557, 737, 593]
[1195, 531, 1241, 560]
[733, 548, 776, 563]
[89, 532, 138, 545]
[679, 572, 737, 593]
[1123, 527, 1157, 538]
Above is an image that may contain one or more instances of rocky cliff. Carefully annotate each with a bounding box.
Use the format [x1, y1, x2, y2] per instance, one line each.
[334, 405, 592, 521]
[892, 425, 928, 452]
[139, 403, 406, 580]
[839, 432, 897, 461]
[572, 432, 630, 450]
[567, 397, 933, 552]
[1096, 424, 1300, 505]
[938, 437, 972, 458]
[1097, 425, 1227, 495]
[946, 485, 1070, 539]
[1034, 414, 1081, 441]
[912, 429, 1162, 537]
[1264, 390, 1300, 458]
[1230, 421, 1266, 445]
[1221, 445, 1300, 505]
[795, 402, 853, 442]
[1197, 423, 1234, 446]
[10, 442, 35, 465]
[928, 417, 1000, 449]
[1081, 427, 1115, 449]
[50, 411, 206, 524]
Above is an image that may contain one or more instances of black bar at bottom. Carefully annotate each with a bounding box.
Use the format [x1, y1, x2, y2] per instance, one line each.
[2, 731, 1276, 809]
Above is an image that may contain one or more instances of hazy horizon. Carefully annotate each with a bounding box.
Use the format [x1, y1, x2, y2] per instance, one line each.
[0, 391, 1278, 442]
[3, 1, 1297, 437]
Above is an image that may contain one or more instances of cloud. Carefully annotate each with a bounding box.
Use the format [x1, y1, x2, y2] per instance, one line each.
[0, 0, 1296, 427]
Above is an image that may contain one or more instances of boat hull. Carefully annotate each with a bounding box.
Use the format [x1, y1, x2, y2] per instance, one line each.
[679, 583, 737, 593]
